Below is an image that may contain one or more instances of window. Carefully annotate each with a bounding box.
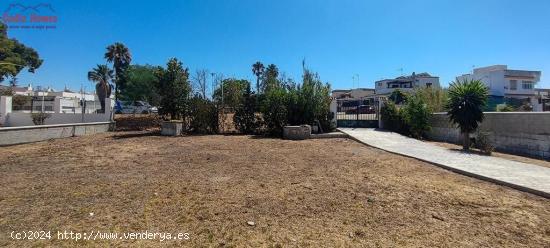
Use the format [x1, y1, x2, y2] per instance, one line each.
[426, 83, 432, 88]
[509, 80, 517, 90]
[522, 81, 533, 90]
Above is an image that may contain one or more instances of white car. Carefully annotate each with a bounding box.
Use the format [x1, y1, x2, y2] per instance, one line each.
[116, 101, 157, 114]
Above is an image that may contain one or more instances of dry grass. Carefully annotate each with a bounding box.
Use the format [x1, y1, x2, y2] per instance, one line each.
[0, 132, 549, 247]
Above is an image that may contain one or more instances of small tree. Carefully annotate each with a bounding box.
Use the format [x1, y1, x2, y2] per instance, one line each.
[155, 58, 191, 120]
[261, 87, 288, 136]
[414, 86, 447, 112]
[446, 79, 489, 150]
[189, 96, 218, 134]
[402, 95, 431, 139]
[87, 64, 113, 113]
[389, 89, 408, 104]
[233, 83, 258, 134]
[380, 101, 409, 135]
[31, 112, 51, 125]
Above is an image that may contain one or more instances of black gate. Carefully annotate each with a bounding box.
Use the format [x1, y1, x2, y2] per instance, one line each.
[336, 98, 380, 128]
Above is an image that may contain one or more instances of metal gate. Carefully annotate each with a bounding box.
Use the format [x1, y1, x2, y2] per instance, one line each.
[336, 98, 380, 128]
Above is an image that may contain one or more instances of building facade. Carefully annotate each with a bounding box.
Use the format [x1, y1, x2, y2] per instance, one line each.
[1, 84, 107, 113]
[332, 88, 375, 100]
[457, 65, 541, 98]
[375, 72, 440, 95]
[456, 65, 545, 111]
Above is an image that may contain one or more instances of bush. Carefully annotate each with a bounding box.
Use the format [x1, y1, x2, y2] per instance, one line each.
[402, 95, 431, 139]
[259, 66, 332, 136]
[380, 101, 408, 134]
[31, 112, 51, 125]
[260, 87, 288, 136]
[475, 131, 494, 155]
[233, 83, 259, 134]
[189, 97, 218, 134]
[413, 87, 447, 112]
[389, 89, 408, 105]
[497, 104, 515, 112]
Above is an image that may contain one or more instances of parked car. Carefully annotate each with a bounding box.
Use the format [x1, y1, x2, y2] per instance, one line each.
[115, 101, 158, 114]
[345, 105, 375, 114]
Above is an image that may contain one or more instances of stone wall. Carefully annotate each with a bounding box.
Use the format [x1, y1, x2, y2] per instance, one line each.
[427, 113, 550, 159]
[0, 122, 114, 146]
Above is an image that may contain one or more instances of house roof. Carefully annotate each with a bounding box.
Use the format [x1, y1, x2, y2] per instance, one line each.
[376, 72, 439, 83]
[0, 85, 29, 92]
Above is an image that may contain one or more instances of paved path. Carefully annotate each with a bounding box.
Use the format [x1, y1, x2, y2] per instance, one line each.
[339, 128, 550, 198]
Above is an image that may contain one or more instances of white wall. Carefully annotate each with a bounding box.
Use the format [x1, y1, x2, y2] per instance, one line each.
[0, 96, 113, 127]
[5, 112, 111, 126]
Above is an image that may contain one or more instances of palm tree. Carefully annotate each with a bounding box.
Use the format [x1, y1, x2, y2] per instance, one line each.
[251, 61, 264, 93]
[446, 79, 489, 150]
[105, 42, 131, 102]
[263, 64, 279, 92]
[88, 64, 113, 113]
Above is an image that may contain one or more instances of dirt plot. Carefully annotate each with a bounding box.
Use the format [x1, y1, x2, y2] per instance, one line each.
[0, 132, 549, 247]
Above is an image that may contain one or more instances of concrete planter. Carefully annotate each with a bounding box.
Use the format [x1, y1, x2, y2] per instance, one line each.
[283, 125, 311, 140]
[161, 121, 183, 136]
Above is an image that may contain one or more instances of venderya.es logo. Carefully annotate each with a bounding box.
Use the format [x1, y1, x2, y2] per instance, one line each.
[2, 3, 58, 30]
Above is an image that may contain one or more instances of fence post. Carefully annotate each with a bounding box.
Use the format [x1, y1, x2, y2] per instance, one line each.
[0, 96, 13, 126]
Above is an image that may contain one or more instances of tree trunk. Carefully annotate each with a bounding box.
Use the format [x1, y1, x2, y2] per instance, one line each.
[462, 132, 470, 150]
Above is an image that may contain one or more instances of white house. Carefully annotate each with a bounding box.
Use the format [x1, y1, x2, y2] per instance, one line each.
[332, 88, 375, 100]
[375, 72, 440, 95]
[457, 65, 541, 98]
[457, 65, 545, 111]
[1, 84, 109, 113]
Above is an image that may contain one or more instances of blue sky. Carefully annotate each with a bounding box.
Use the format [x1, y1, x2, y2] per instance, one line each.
[4, 0, 550, 92]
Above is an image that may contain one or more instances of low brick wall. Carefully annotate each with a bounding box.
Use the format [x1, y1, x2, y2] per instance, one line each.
[427, 113, 550, 159]
[0, 122, 114, 146]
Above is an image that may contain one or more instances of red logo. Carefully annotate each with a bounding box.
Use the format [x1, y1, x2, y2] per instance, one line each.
[2, 3, 58, 30]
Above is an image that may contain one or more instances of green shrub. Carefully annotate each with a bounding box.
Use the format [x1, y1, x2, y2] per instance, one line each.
[497, 104, 515, 112]
[475, 131, 494, 155]
[389, 89, 408, 104]
[189, 97, 218, 134]
[31, 112, 51, 125]
[233, 83, 259, 134]
[380, 101, 408, 134]
[402, 95, 431, 139]
[413, 87, 447, 112]
[260, 87, 288, 136]
[258, 66, 333, 136]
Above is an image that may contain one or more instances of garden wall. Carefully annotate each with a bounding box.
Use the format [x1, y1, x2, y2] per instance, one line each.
[427, 112, 550, 159]
[0, 96, 112, 127]
[4, 112, 111, 127]
[0, 122, 114, 146]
